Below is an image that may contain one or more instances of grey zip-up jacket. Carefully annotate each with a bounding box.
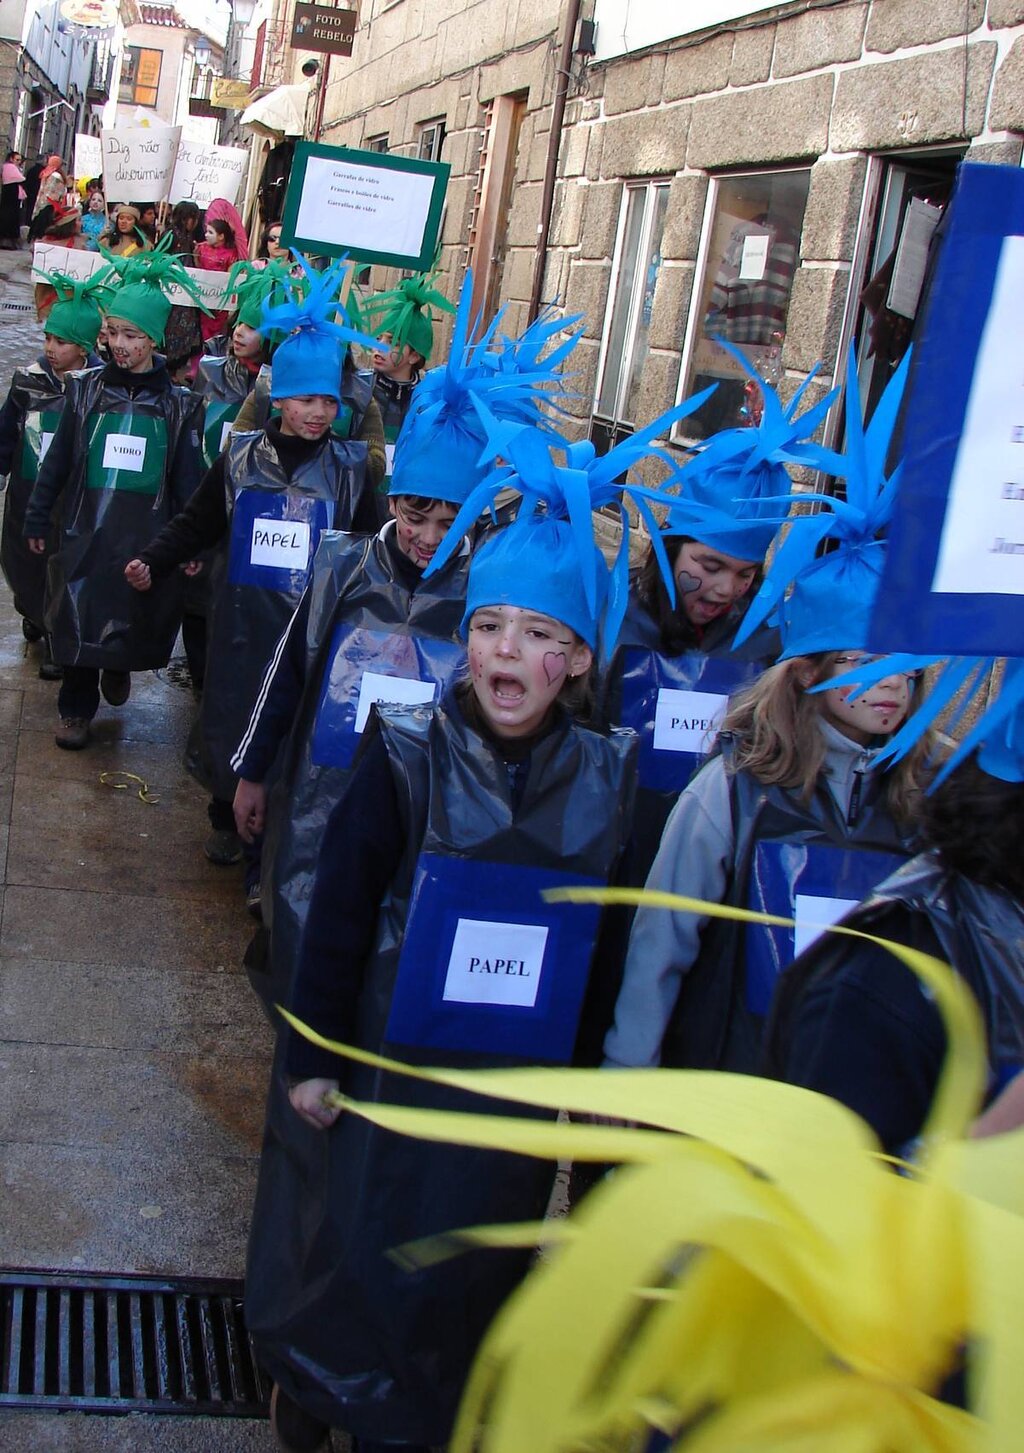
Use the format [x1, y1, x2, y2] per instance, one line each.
[603, 718, 891, 1069]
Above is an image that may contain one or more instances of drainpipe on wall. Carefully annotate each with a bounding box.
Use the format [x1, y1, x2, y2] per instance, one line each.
[527, 0, 582, 323]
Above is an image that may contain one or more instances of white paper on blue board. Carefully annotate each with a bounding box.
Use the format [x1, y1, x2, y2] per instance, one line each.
[931, 234, 1024, 597]
[793, 894, 858, 957]
[354, 671, 437, 733]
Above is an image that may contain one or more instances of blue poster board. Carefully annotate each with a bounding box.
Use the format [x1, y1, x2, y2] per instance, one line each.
[869, 162, 1024, 657]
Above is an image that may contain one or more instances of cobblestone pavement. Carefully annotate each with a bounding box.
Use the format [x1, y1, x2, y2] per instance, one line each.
[0, 246, 284, 1450]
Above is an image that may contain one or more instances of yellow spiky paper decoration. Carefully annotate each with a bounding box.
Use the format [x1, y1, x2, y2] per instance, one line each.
[280, 892, 1024, 1453]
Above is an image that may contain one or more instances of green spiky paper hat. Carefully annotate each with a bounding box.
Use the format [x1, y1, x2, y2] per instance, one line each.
[364, 266, 456, 363]
[101, 233, 211, 346]
[39, 264, 116, 350]
[221, 258, 301, 331]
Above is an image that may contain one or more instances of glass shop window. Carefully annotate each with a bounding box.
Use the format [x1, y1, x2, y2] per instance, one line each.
[592, 179, 670, 446]
[676, 167, 811, 443]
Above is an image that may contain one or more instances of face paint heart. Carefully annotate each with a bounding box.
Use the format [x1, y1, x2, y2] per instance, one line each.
[676, 569, 702, 595]
[543, 651, 568, 686]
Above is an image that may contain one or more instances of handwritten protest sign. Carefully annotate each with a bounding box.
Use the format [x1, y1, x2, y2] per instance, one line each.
[101, 126, 181, 203]
[73, 133, 102, 184]
[169, 139, 247, 209]
[280, 142, 449, 269]
[33, 244, 236, 312]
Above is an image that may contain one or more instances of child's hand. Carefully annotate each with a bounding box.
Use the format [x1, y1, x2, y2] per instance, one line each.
[289, 1077, 342, 1130]
[233, 778, 267, 842]
[124, 558, 152, 591]
[182, 559, 203, 577]
[27, 537, 46, 555]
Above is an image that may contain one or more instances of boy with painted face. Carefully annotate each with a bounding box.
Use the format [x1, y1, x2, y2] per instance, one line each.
[231, 278, 578, 978]
[23, 244, 206, 749]
[125, 262, 379, 880]
[246, 418, 665, 1453]
[0, 267, 109, 677]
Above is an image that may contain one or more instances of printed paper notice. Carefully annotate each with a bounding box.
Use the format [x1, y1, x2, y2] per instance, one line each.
[443, 918, 548, 1008]
[39, 432, 54, 462]
[738, 232, 770, 281]
[932, 235, 1024, 596]
[103, 434, 146, 472]
[295, 156, 436, 258]
[652, 689, 728, 754]
[353, 671, 437, 734]
[793, 894, 858, 957]
[250, 516, 311, 570]
[385, 442, 396, 474]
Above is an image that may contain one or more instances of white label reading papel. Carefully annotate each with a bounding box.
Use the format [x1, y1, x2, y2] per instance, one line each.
[793, 894, 858, 957]
[653, 689, 729, 754]
[354, 671, 437, 734]
[443, 919, 549, 1008]
[250, 516, 311, 570]
[102, 433, 146, 472]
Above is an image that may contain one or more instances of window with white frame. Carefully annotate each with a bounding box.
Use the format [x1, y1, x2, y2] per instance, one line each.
[674, 166, 811, 443]
[417, 119, 446, 163]
[594, 179, 670, 429]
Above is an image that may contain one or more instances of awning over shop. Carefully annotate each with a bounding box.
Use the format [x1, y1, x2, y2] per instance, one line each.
[240, 82, 314, 140]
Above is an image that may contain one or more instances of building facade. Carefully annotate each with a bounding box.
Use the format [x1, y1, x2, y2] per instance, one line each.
[0, 0, 102, 161]
[314, 0, 1024, 456]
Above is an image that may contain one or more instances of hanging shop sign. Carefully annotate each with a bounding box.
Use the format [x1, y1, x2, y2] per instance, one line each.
[289, 2, 357, 55]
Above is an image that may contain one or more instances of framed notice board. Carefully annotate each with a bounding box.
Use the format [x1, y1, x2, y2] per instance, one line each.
[279, 141, 450, 270]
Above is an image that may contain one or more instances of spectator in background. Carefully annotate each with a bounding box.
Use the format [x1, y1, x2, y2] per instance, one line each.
[0, 151, 25, 250]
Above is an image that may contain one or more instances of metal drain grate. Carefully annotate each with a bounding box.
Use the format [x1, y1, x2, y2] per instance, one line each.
[0, 1270, 270, 1416]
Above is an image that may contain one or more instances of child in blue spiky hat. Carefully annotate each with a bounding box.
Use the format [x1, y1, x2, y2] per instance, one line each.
[603, 346, 934, 1080]
[228, 272, 586, 992]
[230, 254, 389, 496]
[124, 257, 381, 895]
[249, 412, 659, 1453]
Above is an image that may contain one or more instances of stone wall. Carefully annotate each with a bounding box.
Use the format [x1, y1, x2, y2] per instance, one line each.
[321, 0, 1024, 436]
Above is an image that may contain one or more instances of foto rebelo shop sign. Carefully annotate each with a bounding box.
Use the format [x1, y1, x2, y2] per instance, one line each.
[289, 2, 357, 55]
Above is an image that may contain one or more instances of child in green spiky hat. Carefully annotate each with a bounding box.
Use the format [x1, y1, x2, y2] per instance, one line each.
[0, 265, 113, 676]
[23, 234, 207, 751]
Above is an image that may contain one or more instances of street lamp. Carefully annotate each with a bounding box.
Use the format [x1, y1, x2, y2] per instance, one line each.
[193, 35, 213, 69]
[230, 0, 258, 26]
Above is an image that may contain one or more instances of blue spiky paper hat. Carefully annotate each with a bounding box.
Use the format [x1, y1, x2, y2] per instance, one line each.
[423, 388, 715, 649]
[663, 341, 842, 562]
[389, 275, 583, 507]
[261, 256, 378, 404]
[731, 344, 910, 660]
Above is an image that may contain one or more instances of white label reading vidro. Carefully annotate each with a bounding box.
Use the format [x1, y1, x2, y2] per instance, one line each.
[102, 433, 146, 472]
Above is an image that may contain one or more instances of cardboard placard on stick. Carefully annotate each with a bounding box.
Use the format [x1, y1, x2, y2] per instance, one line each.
[101, 126, 181, 204]
[169, 139, 247, 209]
[73, 133, 102, 185]
[280, 142, 449, 270]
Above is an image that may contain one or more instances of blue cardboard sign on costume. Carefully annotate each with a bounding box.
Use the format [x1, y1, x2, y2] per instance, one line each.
[744, 840, 906, 1016]
[385, 855, 603, 1062]
[869, 162, 1024, 657]
[310, 625, 464, 769]
[227, 489, 334, 592]
[618, 649, 761, 792]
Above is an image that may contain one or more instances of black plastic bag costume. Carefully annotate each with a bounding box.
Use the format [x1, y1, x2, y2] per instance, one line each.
[0, 359, 71, 628]
[28, 365, 204, 670]
[194, 429, 370, 802]
[245, 700, 636, 1446]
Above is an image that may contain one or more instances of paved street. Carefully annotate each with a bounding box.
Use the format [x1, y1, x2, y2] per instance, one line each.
[0, 248, 280, 1449]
